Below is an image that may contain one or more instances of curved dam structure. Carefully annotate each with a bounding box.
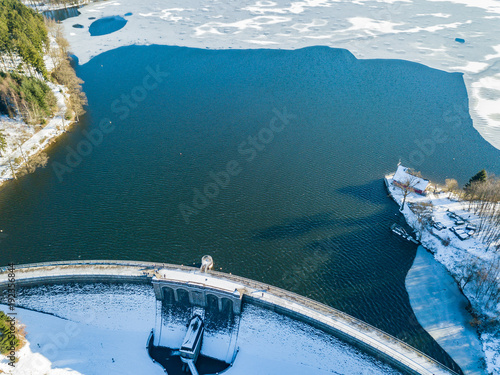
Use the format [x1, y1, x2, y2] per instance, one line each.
[0, 260, 458, 375]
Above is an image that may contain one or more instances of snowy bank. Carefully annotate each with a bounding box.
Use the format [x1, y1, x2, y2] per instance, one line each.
[62, 0, 500, 150]
[0, 82, 70, 186]
[386, 172, 499, 374]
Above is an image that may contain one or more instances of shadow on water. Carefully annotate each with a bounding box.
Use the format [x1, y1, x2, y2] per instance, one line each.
[252, 212, 337, 240]
[251, 180, 408, 240]
[338, 179, 393, 205]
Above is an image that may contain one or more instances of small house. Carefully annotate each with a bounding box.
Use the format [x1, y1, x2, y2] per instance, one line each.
[392, 165, 429, 195]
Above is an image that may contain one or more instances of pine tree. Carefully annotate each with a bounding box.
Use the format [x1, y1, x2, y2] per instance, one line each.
[465, 169, 488, 189]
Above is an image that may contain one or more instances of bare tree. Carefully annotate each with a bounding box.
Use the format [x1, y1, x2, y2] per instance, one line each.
[409, 202, 433, 240]
[17, 152, 48, 176]
[399, 174, 422, 212]
[7, 156, 18, 180]
[457, 255, 478, 290]
[445, 178, 458, 198]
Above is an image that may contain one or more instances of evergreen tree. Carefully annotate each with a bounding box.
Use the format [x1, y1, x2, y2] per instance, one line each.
[465, 169, 488, 189]
[0, 0, 48, 77]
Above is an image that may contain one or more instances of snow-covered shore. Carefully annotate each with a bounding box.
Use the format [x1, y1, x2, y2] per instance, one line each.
[386, 173, 500, 374]
[62, 0, 500, 151]
[0, 83, 70, 187]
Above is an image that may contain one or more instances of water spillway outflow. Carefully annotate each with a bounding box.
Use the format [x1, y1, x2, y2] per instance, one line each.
[1, 45, 498, 371]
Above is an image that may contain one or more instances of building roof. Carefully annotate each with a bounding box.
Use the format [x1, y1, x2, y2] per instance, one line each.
[393, 165, 430, 192]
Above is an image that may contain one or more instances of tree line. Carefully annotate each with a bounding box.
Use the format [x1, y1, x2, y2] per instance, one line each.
[462, 170, 500, 252]
[45, 18, 87, 121]
[0, 72, 57, 124]
[445, 170, 500, 319]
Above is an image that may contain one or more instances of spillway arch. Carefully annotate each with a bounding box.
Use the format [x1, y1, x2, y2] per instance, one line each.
[0, 259, 459, 375]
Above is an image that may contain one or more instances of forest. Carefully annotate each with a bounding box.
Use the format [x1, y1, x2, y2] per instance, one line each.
[0, 0, 86, 180]
[0, 0, 48, 78]
[0, 0, 86, 124]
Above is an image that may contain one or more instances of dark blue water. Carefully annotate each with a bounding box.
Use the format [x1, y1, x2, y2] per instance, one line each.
[89, 16, 127, 36]
[1, 45, 499, 371]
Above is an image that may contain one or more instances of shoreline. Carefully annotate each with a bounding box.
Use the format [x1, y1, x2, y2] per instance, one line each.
[0, 83, 76, 190]
[385, 172, 498, 374]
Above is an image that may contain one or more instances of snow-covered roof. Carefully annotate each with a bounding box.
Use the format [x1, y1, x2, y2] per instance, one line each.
[393, 165, 430, 192]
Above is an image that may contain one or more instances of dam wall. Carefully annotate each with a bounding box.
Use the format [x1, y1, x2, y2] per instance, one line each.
[0, 260, 459, 375]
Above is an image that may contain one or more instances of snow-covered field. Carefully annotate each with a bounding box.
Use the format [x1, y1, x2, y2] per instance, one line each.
[62, 0, 500, 150]
[0, 282, 402, 374]
[386, 174, 500, 374]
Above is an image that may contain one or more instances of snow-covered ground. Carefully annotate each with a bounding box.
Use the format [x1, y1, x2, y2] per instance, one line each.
[62, 0, 500, 150]
[386, 173, 500, 374]
[0, 282, 402, 374]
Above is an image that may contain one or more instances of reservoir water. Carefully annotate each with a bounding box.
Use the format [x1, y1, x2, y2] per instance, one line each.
[1, 45, 499, 371]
